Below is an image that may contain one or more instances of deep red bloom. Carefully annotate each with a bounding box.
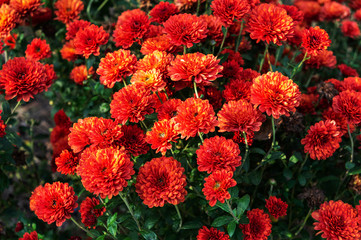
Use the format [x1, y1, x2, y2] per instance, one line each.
[342, 77, 361, 92]
[156, 98, 182, 120]
[0, 57, 52, 102]
[116, 124, 149, 157]
[246, 3, 294, 46]
[79, 197, 106, 228]
[174, 98, 217, 139]
[0, 110, 6, 138]
[332, 90, 361, 125]
[135, 156, 187, 208]
[197, 226, 230, 240]
[319, 2, 350, 22]
[77, 147, 135, 199]
[341, 20, 361, 39]
[222, 60, 242, 78]
[240, 209, 272, 240]
[301, 120, 342, 160]
[355, 9, 361, 21]
[202, 170, 237, 207]
[25, 38, 51, 61]
[65, 19, 91, 40]
[338, 64, 359, 77]
[30, 182, 78, 226]
[15, 221, 24, 232]
[74, 24, 109, 59]
[163, 13, 208, 48]
[265, 196, 288, 219]
[223, 77, 252, 102]
[54, 0, 84, 24]
[322, 108, 354, 136]
[97, 49, 137, 88]
[312, 200, 361, 240]
[217, 99, 264, 134]
[301, 26, 331, 56]
[110, 84, 156, 124]
[200, 15, 225, 45]
[238, 68, 260, 82]
[19, 231, 40, 240]
[304, 50, 337, 69]
[233, 131, 254, 146]
[294, 1, 320, 23]
[150, 2, 179, 24]
[251, 71, 301, 119]
[279, 4, 304, 25]
[211, 0, 250, 26]
[197, 86, 223, 110]
[196, 136, 241, 174]
[55, 149, 79, 175]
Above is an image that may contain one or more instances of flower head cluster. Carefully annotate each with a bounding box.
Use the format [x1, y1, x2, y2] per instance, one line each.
[0, 110, 6, 138]
[301, 26, 331, 56]
[79, 197, 106, 228]
[149, 2, 179, 24]
[240, 209, 272, 240]
[116, 124, 149, 157]
[25, 38, 51, 61]
[0, 4, 18, 39]
[332, 90, 361, 125]
[265, 196, 288, 219]
[19, 231, 40, 240]
[211, 0, 250, 26]
[54, 0, 84, 24]
[55, 149, 79, 175]
[70, 65, 94, 85]
[197, 226, 230, 240]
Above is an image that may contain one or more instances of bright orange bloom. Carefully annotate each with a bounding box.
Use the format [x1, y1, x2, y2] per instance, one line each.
[301, 120, 342, 160]
[137, 50, 174, 75]
[197, 226, 230, 240]
[55, 149, 79, 175]
[319, 1, 350, 22]
[202, 170, 236, 207]
[25, 38, 51, 61]
[131, 69, 166, 92]
[141, 35, 181, 55]
[246, 3, 294, 46]
[54, 0, 84, 24]
[341, 20, 360, 39]
[196, 136, 241, 173]
[332, 90, 361, 125]
[0, 4, 18, 39]
[174, 98, 217, 139]
[110, 84, 156, 124]
[301, 26, 331, 56]
[79, 197, 106, 228]
[135, 156, 187, 208]
[156, 98, 182, 120]
[211, 0, 250, 26]
[60, 40, 78, 61]
[10, 0, 41, 17]
[116, 124, 149, 157]
[250, 71, 301, 119]
[74, 24, 109, 59]
[77, 147, 135, 199]
[30, 182, 78, 226]
[150, 2, 179, 24]
[97, 49, 137, 88]
[168, 53, 223, 86]
[65, 19, 91, 40]
[312, 200, 361, 240]
[70, 65, 94, 85]
[19, 231, 40, 240]
[163, 13, 208, 48]
[265, 196, 288, 219]
[240, 209, 272, 240]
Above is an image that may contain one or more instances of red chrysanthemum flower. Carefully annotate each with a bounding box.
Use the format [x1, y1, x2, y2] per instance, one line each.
[301, 26, 331, 57]
[319, 1, 350, 22]
[116, 124, 149, 157]
[137, 50, 174, 75]
[250, 71, 301, 119]
[145, 119, 179, 155]
[294, 1, 320, 23]
[355, 9, 361, 21]
[65, 19, 91, 40]
[217, 99, 264, 135]
[332, 90, 361, 125]
[200, 15, 225, 45]
[0, 4, 18, 39]
[29, 182, 78, 226]
[131, 69, 166, 92]
[149, 2, 179, 24]
[173, 98, 217, 139]
[238, 68, 260, 82]
[141, 35, 181, 55]
[233, 131, 254, 146]
[312, 200, 361, 240]
[0, 110, 6, 138]
[342, 77, 361, 92]
[202, 170, 236, 207]
[322, 108, 354, 136]
[79, 197, 106, 228]
[70, 65, 94, 85]
[240, 209, 272, 240]
[113, 9, 150, 49]
[211, 0, 250, 27]
[15, 221, 24, 232]
[0, 57, 52, 102]
[10, 0, 41, 17]
[68, 117, 123, 153]
[301, 120, 342, 160]
[304, 49, 337, 69]
[156, 98, 182, 120]
[77, 147, 135, 199]
[168, 53, 223, 86]
[197, 226, 230, 240]
[338, 64, 359, 77]
[223, 77, 252, 102]
[25, 38, 51, 61]
[341, 20, 360, 39]
[135, 156, 187, 208]
[222, 60, 242, 78]
[74, 24, 109, 59]
[246, 3, 294, 46]
[297, 93, 318, 115]
[97, 49, 137, 88]
[60, 40, 78, 61]
[265, 196, 288, 219]
[163, 13, 208, 48]
[196, 136, 241, 174]
[197, 86, 223, 110]
[55, 149, 79, 175]
[279, 4, 304, 25]
[19, 231, 40, 240]
[54, 0, 84, 24]
[110, 84, 156, 125]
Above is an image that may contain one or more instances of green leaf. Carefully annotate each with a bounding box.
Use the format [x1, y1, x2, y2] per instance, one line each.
[236, 194, 250, 218]
[108, 224, 117, 237]
[298, 175, 306, 186]
[5, 129, 22, 146]
[346, 162, 355, 170]
[348, 166, 361, 175]
[107, 212, 118, 227]
[140, 230, 157, 240]
[181, 220, 203, 230]
[211, 215, 233, 227]
[229, 187, 239, 198]
[250, 148, 266, 155]
[239, 214, 249, 224]
[89, 230, 101, 238]
[227, 221, 237, 237]
[144, 214, 160, 230]
[1, 101, 11, 120]
[249, 170, 262, 185]
[96, 235, 106, 240]
[283, 168, 293, 180]
[215, 201, 230, 214]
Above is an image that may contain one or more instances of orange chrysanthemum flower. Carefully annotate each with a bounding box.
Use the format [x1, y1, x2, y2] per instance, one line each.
[19, 231, 40, 240]
[65, 19, 91, 40]
[240, 209, 272, 240]
[70, 65, 94, 85]
[131, 69, 166, 92]
[54, 0, 84, 24]
[30, 182, 78, 227]
[265, 196, 288, 219]
[0, 4, 18, 39]
[217, 99, 264, 134]
[110, 84, 156, 124]
[312, 200, 361, 240]
[301, 120, 342, 160]
[150, 2, 179, 24]
[55, 149, 79, 175]
[246, 3, 294, 46]
[97, 49, 137, 88]
[137, 50, 173, 75]
[163, 13, 208, 48]
[10, 0, 41, 17]
[79, 197, 106, 228]
[135, 156, 187, 208]
[145, 119, 179, 155]
[77, 147, 135, 199]
[250, 71, 301, 119]
[25, 38, 51, 61]
[202, 170, 237, 207]
[341, 20, 360, 39]
[74, 24, 109, 59]
[197, 226, 230, 240]
[60, 40, 78, 61]
[116, 124, 149, 157]
[0, 57, 52, 102]
[156, 98, 182, 120]
[168, 53, 223, 86]
[301, 26, 331, 56]
[174, 98, 217, 139]
[332, 90, 361, 125]
[141, 35, 181, 55]
[211, 0, 250, 26]
[319, 1, 350, 22]
[223, 77, 252, 102]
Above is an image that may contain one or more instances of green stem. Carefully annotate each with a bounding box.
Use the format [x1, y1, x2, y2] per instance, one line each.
[122, 78, 127, 87]
[234, 21, 244, 52]
[196, 0, 201, 16]
[236, 131, 249, 175]
[291, 52, 308, 79]
[183, 45, 187, 55]
[163, 90, 169, 100]
[174, 205, 183, 232]
[267, 47, 273, 71]
[258, 44, 269, 73]
[5, 101, 22, 125]
[198, 132, 204, 144]
[70, 217, 95, 237]
[156, 91, 163, 104]
[348, 124, 354, 164]
[96, 0, 109, 13]
[217, 27, 228, 57]
[193, 81, 199, 98]
[304, 69, 314, 88]
[294, 209, 312, 236]
[119, 193, 141, 231]
[297, 154, 308, 176]
[140, 120, 148, 130]
[226, 199, 238, 223]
